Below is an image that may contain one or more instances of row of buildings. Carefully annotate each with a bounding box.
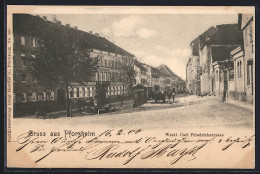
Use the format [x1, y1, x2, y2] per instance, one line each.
[134, 60, 186, 95]
[186, 14, 254, 104]
[13, 14, 185, 106]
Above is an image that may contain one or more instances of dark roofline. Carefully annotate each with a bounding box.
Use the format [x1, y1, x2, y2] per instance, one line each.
[13, 14, 135, 57]
[134, 60, 147, 71]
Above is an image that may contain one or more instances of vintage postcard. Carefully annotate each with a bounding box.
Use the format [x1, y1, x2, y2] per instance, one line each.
[6, 6, 255, 169]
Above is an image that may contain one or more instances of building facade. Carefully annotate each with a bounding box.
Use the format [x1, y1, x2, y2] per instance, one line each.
[158, 65, 186, 93]
[199, 24, 243, 95]
[134, 59, 148, 86]
[13, 14, 135, 109]
[186, 37, 201, 94]
[230, 14, 254, 104]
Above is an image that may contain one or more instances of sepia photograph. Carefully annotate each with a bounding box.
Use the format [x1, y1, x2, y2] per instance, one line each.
[6, 6, 255, 169]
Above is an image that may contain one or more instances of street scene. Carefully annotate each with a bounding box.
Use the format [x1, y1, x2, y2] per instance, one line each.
[14, 95, 253, 130]
[7, 6, 255, 169]
[12, 12, 254, 129]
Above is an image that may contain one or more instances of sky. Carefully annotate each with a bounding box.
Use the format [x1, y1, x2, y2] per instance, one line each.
[40, 13, 238, 79]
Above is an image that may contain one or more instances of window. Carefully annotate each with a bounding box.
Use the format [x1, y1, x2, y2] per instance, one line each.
[100, 72, 103, 81]
[82, 87, 85, 97]
[104, 72, 107, 81]
[108, 60, 110, 67]
[112, 61, 114, 68]
[240, 61, 242, 78]
[32, 73, 36, 82]
[84, 87, 88, 97]
[245, 28, 248, 46]
[42, 92, 46, 101]
[115, 61, 117, 68]
[38, 93, 42, 101]
[21, 36, 25, 45]
[31, 38, 36, 47]
[109, 87, 111, 95]
[75, 88, 79, 98]
[100, 59, 103, 66]
[22, 93, 27, 102]
[87, 87, 90, 97]
[50, 91, 55, 100]
[104, 60, 107, 67]
[247, 64, 251, 85]
[69, 89, 73, 99]
[90, 87, 94, 97]
[249, 24, 253, 43]
[21, 74, 27, 82]
[237, 61, 243, 78]
[32, 92, 37, 101]
[237, 61, 240, 78]
[21, 58, 26, 67]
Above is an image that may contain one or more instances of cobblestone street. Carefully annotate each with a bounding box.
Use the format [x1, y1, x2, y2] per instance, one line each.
[13, 95, 253, 130]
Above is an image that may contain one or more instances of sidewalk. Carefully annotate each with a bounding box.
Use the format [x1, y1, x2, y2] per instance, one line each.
[20, 99, 134, 119]
[224, 98, 254, 111]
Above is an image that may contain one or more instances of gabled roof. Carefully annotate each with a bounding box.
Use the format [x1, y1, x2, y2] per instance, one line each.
[198, 26, 218, 50]
[158, 65, 171, 77]
[134, 60, 147, 71]
[151, 67, 161, 78]
[158, 65, 178, 77]
[206, 24, 243, 45]
[190, 37, 200, 56]
[211, 45, 238, 63]
[13, 14, 134, 57]
[158, 65, 185, 82]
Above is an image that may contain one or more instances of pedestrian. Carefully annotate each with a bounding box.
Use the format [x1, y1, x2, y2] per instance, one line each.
[172, 88, 175, 102]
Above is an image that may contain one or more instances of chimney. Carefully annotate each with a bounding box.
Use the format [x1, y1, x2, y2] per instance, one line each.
[66, 24, 70, 27]
[52, 15, 57, 22]
[89, 31, 92, 34]
[95, 33, 99, 37]
[57, 21, 61, 25]
[42, 16, 47, 20]
[74, 26, 78, 30]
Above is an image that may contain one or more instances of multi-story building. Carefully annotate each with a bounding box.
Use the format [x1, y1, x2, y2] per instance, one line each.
[212, 59, 234, 100]
[158, 65, 186, 93]
[186, 37, 201, 94]
[13, 14, 135, 109]
[134, 59, 148, 86]
[230, 14, 254, 104]
[142, 64, 153, 92]
[199, 24, 243, 95]
[151, 67, 161, 92]
[186, 27, 218, 95]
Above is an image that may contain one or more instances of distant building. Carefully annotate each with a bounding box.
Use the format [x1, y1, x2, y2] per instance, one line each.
[142, 64, 153, 92]
[186, 37, 201, 94]
[134, 59, 148, 86]
[151, 67, 161, 92]
[186, 27, 218, 95]
[158, 65, 186, 93]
